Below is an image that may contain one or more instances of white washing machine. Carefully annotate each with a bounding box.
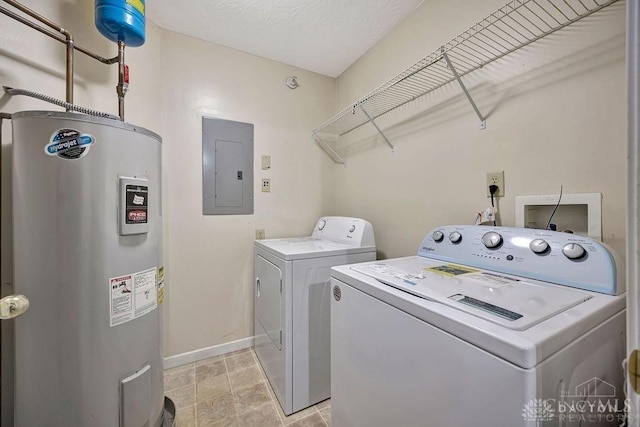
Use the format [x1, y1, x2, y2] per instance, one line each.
[254, 216, 376, 415]
[331, 225, 626, 427]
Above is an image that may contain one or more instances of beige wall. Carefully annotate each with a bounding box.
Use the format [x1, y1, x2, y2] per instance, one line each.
[333, 0, 627, 260]
[160, 30, 336, 356]
[0, 3, 336, 358]
[0, 1, 162, 294]
[0, 0, 626, 360]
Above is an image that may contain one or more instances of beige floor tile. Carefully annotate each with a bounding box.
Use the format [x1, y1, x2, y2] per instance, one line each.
[286, 413, 327, 427]
[210, 416, 240, 427]
[315, 399, 330, 410]
[166, 384, 196, 409]
[264, 378, 277, 401]
[167, 346, 330, 426]
[228, 365, 263, 391]
[224, 348, 252, 358]
[278, 404, 318, 425]
[238, 402, 282, 427]
[233, 381, 272, 415]
[226, 352, 257, 373]
[197, 373, 231, 404]
[196, 358, 227, 381]
[175, 405, 196, 427]
[165, 367, 196, 392]
[197, 392, 237, 426]
[254, 357, 269, 382]
[318, 407, 331, 426]
[165, 362, 195, 375]
[196, 354, 225, 366]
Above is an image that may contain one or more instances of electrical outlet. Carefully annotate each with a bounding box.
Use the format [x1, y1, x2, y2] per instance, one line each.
[255, 229, 266, 240]
[262, 179, 271, 192]
[486, 171, 505, 197]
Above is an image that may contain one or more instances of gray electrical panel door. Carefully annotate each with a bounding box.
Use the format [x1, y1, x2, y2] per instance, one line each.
[203, 117, 254, 215]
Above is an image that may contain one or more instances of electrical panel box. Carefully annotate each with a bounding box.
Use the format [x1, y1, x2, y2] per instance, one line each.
[119, 176, 149, 235]
[202, 117, 254, 215]
[515, 193, 602, 241]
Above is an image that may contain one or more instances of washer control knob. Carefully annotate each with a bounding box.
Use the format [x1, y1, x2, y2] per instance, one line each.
[349, 225, 356, 233]
[317, 219, 326, 230]
[529, 239, 550, 254]
[449, 231, 462, 244]
[562, 243, 586, 260]
[481, 232, 503, 249]
[432, 231, 444, 243]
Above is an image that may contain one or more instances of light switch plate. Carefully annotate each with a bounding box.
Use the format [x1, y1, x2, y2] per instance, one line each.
[261, 155, 271, 170]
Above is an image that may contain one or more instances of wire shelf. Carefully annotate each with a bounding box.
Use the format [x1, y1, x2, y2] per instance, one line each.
[312, 0, 620, 162]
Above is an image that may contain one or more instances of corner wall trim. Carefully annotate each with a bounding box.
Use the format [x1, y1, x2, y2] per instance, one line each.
[163, 336, 255, 369]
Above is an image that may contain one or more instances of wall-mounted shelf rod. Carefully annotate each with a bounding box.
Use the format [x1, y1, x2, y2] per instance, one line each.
[312, 0, 620, 163]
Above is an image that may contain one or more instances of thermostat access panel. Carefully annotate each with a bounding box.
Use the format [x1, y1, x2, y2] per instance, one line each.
[119, 176, 149, 235]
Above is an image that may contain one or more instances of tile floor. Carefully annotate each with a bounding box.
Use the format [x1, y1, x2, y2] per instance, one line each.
[164, 347, 331, 427]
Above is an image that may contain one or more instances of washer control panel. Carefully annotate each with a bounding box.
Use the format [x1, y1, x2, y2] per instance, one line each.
[419, 225, 623, 295]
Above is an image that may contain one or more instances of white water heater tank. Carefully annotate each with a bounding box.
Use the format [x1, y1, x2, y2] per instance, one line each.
[11, 111, 167, 426]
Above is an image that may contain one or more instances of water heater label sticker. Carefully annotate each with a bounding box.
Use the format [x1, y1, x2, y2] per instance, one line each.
[109, 274, 134, 326]
[134, 267, 157, 318]
[45, 128, 95, 160]
[109, 267, 158, 327]
[157, 266, 165, 304]
[125, 185, 148, 224]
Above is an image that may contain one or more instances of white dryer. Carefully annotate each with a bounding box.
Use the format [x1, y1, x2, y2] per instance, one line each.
[254, 217, 376, 415]
[331, 225, 626, 427]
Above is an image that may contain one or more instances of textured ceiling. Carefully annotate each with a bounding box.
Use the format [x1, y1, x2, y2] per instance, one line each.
[148, 0, 425, 77]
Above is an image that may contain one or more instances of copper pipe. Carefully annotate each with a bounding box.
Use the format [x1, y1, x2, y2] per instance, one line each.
[4, 0, 75, 105]
[0, 6, 118, 64]
[116, 41, 126, 121]
[65, 34, 73, 107]
[5, 0, 64, 32]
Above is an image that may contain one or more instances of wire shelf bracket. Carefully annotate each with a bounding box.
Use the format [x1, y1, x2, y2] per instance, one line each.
[312, 0, 620, 163]
[442, 51, 487, 130]
[360, 105, 395, 152]
[313, 132, 346, 165]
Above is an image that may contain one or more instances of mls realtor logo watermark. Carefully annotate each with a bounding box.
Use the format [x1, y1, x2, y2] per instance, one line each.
[522, 377, 629, 425]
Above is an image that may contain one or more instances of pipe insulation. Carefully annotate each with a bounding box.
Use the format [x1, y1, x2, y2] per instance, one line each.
[3, 87, 119, 120]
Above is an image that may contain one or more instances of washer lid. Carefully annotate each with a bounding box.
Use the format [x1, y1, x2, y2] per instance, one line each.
[351, 257, 592, 331]
[256, 237, 375, 260]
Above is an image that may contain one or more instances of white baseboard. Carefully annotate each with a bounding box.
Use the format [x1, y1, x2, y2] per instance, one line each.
[163, 336, 255, 369]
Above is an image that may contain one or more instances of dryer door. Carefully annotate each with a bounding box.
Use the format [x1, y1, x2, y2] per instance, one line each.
[255, 255, 283, 351]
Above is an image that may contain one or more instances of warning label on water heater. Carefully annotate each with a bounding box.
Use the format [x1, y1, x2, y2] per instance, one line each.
[109, 267, 158, 327]
[125, 185, 148, 224]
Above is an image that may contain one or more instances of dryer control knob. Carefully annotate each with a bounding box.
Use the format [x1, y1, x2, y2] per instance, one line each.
[562, 243, 586, 260]
[481, 231, 503, 249]
[432, 231, 444, 243]
[349, 225, 356, 233]
[529, 239, 550, 254]
[449, 231, 462, 244]
[318, 219, 327, 230]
